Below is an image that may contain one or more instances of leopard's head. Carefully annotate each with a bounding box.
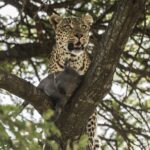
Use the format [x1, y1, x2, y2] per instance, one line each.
[50, 13, 93, 55]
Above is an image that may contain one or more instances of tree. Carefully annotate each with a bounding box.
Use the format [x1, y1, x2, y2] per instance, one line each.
[0, 0, 149, 149]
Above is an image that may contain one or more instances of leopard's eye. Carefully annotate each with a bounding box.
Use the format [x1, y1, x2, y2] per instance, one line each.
[64, 25, 71, 29]
[82, 25, 87, 29]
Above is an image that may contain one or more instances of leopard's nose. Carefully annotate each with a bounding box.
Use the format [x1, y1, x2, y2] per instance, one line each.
[74, 33, 83, 39]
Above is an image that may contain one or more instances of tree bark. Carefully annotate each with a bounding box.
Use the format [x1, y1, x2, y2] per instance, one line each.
[0, 43, 51, 62]
[56, 0, 144, 141]
[0, 70, 53, 114]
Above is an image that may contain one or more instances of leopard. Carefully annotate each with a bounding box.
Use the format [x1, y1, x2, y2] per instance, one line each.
[49, 13, 100, 149]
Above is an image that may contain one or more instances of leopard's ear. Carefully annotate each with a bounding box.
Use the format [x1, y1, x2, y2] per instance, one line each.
[82, 14, 93, 26]
[49, 13, 62, 29]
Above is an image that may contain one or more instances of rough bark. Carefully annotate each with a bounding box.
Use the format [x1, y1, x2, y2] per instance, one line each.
[0, 70, 53, 113]
[0, 43, 51, 62]
[56, 0, 144, 140]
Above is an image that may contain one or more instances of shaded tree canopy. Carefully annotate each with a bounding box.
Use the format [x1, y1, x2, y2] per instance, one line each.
[0, 0, 150, 149]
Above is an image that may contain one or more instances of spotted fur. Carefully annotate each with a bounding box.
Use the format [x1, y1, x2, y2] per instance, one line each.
[49, 14, 92, 75]
[49, 13, 100, 149]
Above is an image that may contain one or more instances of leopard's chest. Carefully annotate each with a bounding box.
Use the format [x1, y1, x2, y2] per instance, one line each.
[59, 53, 90, 75]
[49, 49, 90, 75]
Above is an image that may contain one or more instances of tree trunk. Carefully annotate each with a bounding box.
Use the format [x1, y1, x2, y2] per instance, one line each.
[56, 0, 144, 141]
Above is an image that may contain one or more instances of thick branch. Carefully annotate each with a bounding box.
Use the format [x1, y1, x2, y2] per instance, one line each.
[0, 42, 51, 62]
[0, 70, 53, 114]
[56, 0, 144, 140]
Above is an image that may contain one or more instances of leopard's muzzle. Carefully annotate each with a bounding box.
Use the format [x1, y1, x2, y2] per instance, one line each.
[68, 41, 84, 52]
